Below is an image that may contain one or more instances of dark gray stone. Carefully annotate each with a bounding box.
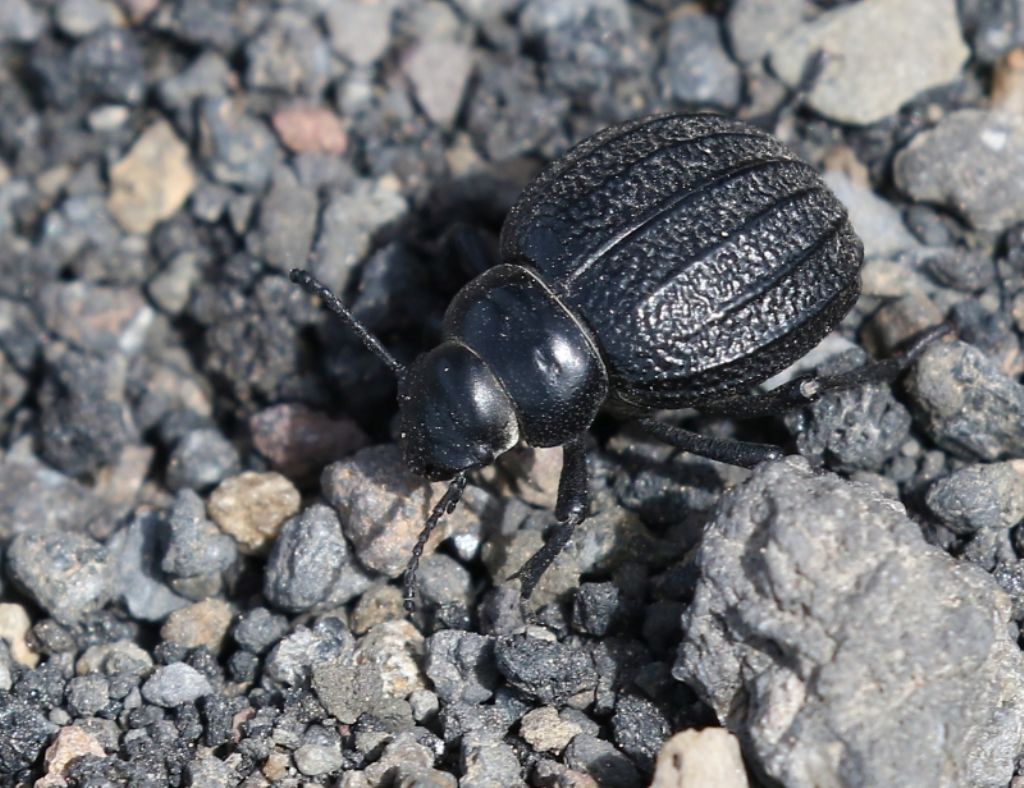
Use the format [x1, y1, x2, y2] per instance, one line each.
[663, 9, 741, 109]
[232, 607, 288, 654]
[70, 29, 145, 105]
[906, 340, 1024, 461]
[0, 456, 104, 541]
[106, 512, 190, 622]
[572, 582, 621, 637]
[564, 734, 642, 788]
[925, 462, 1024, 535]
[459, 732, 523, 787]
[961, 0, 1024, 63]
[65, 675, 111, 718]
[7, 531, 114, 626]
[246, 167, 318, 273]
[264, 622, 354, 687]
[165, 428, 241, 493]
[0, 0, 45, 42]
[895, 110, 1024, 233]
[244, 9, 333, 96]
[611, 693, 670, 773]
[264, 504, 350, 613]
[494, 634, 598, 706]
[160, 489, 238, 579]
[196, 96, 278, 189]
[424, 631, 498, 704]
[38, 348, 134, 478]
[784, 349, 912, 471]
[674, 458, 1024, 787]
[0, 693, 58, 773]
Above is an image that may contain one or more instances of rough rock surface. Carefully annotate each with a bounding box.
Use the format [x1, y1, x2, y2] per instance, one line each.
[674, 458, 1024, 788]
[770, 0, 969, 125]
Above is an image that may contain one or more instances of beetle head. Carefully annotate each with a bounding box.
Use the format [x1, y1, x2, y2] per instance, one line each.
[398, 342, 520, 480]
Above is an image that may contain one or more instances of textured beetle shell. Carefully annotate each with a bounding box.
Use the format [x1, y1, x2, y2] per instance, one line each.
[500, 113, 863, 409]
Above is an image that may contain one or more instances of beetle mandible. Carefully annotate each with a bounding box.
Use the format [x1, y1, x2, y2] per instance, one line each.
[291, 112, 944, 611]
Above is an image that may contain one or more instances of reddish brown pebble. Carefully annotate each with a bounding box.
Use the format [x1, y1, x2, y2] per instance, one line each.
[250, 403, 369, 482]
[272, 105, 348, 155]
[38, 726, 106, 788]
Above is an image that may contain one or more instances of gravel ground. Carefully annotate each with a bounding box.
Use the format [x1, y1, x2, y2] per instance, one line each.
[1, 0, 1024, 786]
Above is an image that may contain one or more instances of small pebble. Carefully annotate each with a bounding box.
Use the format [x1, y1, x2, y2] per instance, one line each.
[926, 461, 1024, 534]
[424, 631, 498, 705]
[246, 167, 318, 272]
[232, 608, 289, 655]
[161, 489, 238, 580]
[208, 471, 301, 555]
[141, 662, 213, 707]
[160, 599, 234, 653]
[196, 96, 278, 190]
[663, 6, 741, 109]
[520, 706, 583, 755]
[324, 0, 394, 65]
[294, 742, 343, 777]
[272, 104, 348, 156]
[403, 39, 475, 128]
[649, 728, 749, 788]
[460, 732, 524, 788]
[36, 725, 105, 788]
[494, 633, 598, 707]
[0, 603, 38, 667]
[107, 120, 196, 235]
[264, 504, 351, 613]
[906, 341, 1024, 461]
[564, 734, 643, 788]
[7, 531, 114, 626]
[165, 428, 241, 493]
[321, 445, 484, 577]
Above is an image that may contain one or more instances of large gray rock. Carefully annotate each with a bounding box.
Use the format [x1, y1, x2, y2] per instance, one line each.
[674, 459, 1024, 788]
[894, 110, 1024, 234]
[770, 0, 968, 125]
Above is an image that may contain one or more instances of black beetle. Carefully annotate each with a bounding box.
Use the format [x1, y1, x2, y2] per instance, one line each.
[291, 112, 945, 611]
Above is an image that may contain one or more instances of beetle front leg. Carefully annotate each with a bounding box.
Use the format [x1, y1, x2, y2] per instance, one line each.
[513, 434, 589, 601]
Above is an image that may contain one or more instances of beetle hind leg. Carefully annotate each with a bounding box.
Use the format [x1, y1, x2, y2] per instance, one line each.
[699, 320, 955, 420]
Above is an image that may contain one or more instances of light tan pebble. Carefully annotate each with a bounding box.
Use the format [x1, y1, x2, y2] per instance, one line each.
[107, 120, 195, 234]
[37, 726, 106, 788]
[350, 584, 405, 635]
[650, 728, 749, 788]
[520, 706, 583, 755]
[209, 472, 300, 555]
[355, 620, 425, 697]
[0, 603, 38, 667]
[160, 598, 234, 653]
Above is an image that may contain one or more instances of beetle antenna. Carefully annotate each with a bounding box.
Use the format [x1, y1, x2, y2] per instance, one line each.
[403, 472, 468, 612]
[289, 268, 405, 378]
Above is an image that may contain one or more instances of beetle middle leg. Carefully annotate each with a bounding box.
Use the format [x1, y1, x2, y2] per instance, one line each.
[512, 433, 589, 600]
[633, 419, 784, 469]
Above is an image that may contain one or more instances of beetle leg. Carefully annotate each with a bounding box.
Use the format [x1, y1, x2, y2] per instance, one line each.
[512, 434, 589, 601]
[635, 418, 784, 468]
[701, 320, 956, 419]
